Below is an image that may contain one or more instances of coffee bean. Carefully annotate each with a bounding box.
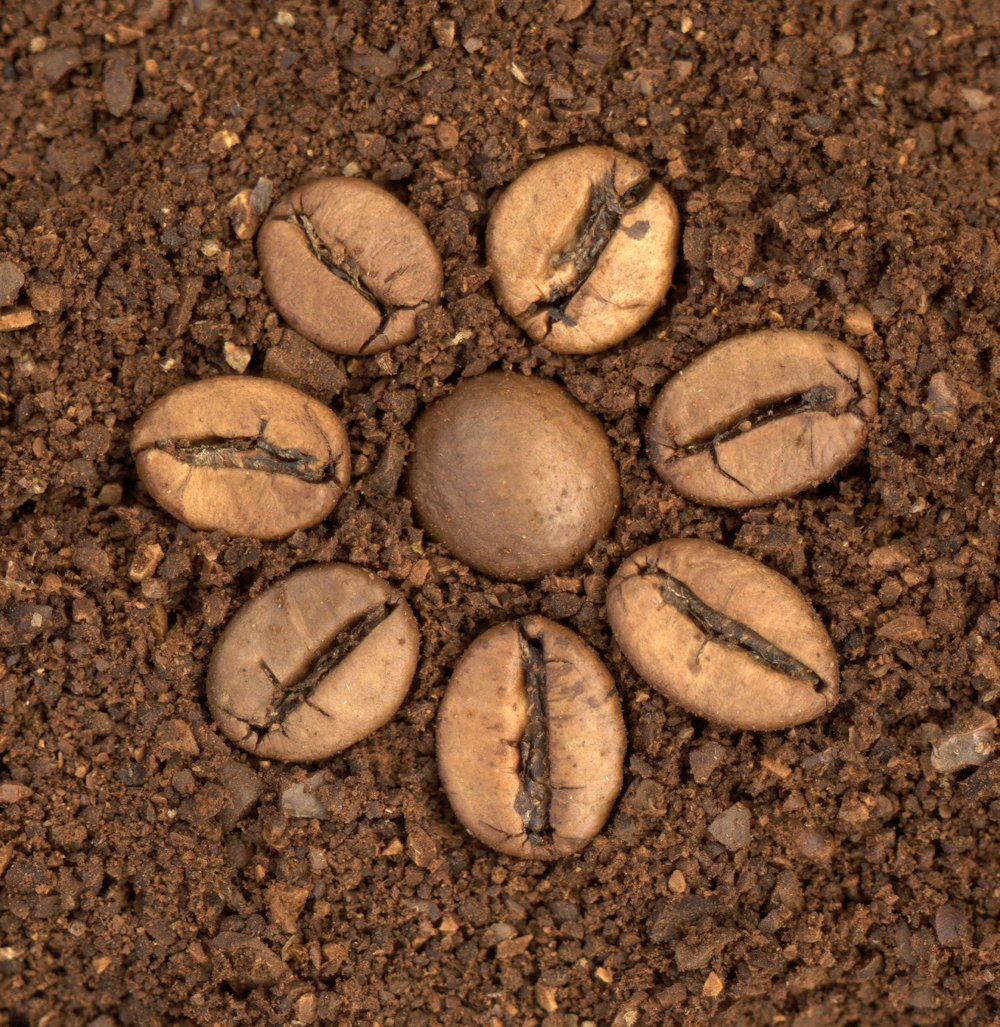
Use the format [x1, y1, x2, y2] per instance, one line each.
[408, 372, 620, 581]
[437, 616, 626, 859]
[607, 539, 839, 731]
[647, 329, 878, 507]
[487, 145, 680, 354]
[131, 376, 350, 540]
[207, 563, 420, 763]
[257, 177, 443, 355]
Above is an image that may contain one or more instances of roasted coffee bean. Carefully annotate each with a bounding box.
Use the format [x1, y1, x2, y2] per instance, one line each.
[647, 329, 878, 507]
[437, 616, 626, 860]
[608, 539, 839, 731]
[208, 563, 420, 763]
[257, 177, 443, 355]
[131, 376, 350, 540]
[409, 372, 620, 581]
[487, 146, 680, 354]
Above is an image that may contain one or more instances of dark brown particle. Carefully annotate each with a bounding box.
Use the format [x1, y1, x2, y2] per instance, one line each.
[1, 1, 997, 1024]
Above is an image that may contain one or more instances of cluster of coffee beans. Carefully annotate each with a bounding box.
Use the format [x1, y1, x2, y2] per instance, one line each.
[130, 145, 879, 861]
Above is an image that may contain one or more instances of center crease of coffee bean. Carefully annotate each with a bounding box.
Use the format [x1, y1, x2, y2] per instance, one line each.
[287, 208, 416, 351]
[152, 418, 341, 485]
[236, 600, 397, 749]
[513, 623, 554, 845]
[639, 565, 831, 695]
[535, 172, 654, 332]
[664, 364, 871, 494]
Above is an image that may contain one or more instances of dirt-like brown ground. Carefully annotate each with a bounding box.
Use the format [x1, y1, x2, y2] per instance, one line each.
[2, 2, 999, 1024]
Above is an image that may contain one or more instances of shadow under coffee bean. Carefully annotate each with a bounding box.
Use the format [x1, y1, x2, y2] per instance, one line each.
[257, 177, 443, 356]
[487, 145, 680, 355]
[437, 616, 626, 860]
[409, 371, 620, 581]
[207, 563, 420, 763]
[608, 538, 840, 731]
[647, 329, 879, 508]
[131, 376, 351, 540]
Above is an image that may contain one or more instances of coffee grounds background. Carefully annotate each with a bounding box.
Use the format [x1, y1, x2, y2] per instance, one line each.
[1, 1, 998, 1024]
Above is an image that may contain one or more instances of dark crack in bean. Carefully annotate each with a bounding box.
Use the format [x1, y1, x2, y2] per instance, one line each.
[513, 622, 552, 845]
[287, 208, 383, 310]
[666, 384, 851, 495]
[537, 172, 654, 332]
[239, 600, 396, 751]
[639, 564, 830, 696]
[151, 417, 342, 486]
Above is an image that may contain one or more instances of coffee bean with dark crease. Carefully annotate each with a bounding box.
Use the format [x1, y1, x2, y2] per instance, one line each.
[608, 539, 839, 731]
[487, 145, 680, 354]
[437, 616, 626, 860]
[131, 376, 351, 540]
[257, 177, 443, 356]
[647, 329, 878, 507]
[409, 372, 620, 581]
[208, 563, 420, 763]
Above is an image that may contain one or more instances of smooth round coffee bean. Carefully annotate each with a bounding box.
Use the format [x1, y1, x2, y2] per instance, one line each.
[207, 563, 420, 763]
[257, 177, 443, 355]
[437, 616, 626, 860]
[487, 145, 680, 354]
[409, 372, 620, 581]
[608, 539, 839, 731]
[131, 376, 350, 540]
[647, 329, 878, 508]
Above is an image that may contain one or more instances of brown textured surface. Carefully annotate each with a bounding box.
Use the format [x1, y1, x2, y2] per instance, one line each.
[1, 2, 999, 1025]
